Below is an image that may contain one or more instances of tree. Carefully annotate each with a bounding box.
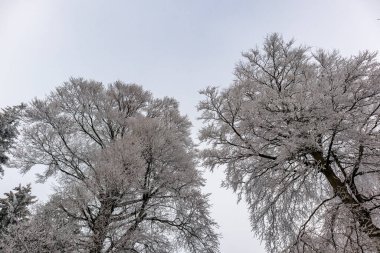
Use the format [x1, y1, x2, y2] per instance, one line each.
[0, 105, 37, 251]
[0, 194, 80, 253]
[0, 105, 24, 176]
[11, 79, 219, 253]
[198, 34, 380, 252]
[0, 185, 37, 253]
[0, 184, 36, 232]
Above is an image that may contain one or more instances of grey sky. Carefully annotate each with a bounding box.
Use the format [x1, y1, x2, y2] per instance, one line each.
[0, 1, 379, 252]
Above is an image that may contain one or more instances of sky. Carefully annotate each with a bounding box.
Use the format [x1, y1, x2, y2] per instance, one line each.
[0, 1, 379, 252]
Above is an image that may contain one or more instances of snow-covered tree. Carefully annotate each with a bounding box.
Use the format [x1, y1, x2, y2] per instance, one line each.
[11, 79, 219, 253]
[0, 105, 24, 176]
[0, 184, 36, 232]
[198, 34, 380, 252]
[0, 184, 37, 252]
[0, 105, 38, 251]
[0, 194, 79, 252]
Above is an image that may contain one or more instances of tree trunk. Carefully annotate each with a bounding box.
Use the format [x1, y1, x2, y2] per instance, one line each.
[89, 197, 115, 253]
[312, 151, 380, 251]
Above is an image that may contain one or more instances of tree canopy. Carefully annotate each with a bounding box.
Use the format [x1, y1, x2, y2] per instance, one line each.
[11, 79, 219, 253]
[199, 34, 380, 252]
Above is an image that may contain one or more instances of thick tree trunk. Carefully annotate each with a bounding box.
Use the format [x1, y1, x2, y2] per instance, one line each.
[312, 151, 380, 251]
[89, 198, 115, 253]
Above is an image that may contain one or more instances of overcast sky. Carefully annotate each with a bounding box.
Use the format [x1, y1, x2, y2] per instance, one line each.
[0, 1, 380, 252]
